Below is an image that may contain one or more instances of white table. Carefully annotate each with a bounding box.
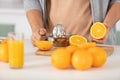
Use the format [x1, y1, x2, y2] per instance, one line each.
[0, 40, 120, 80]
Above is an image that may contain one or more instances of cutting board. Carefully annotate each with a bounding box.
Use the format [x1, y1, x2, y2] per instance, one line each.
[35, 46, 114, 56]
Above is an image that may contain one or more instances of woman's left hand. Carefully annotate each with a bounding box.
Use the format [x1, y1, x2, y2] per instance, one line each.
[91, 33, 108, 44]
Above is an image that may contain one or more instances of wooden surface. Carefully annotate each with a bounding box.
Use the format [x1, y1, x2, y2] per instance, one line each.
[35, 46, 114, 56]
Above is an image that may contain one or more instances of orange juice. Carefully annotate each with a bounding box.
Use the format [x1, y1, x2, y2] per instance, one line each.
[8, 32, 24, 68]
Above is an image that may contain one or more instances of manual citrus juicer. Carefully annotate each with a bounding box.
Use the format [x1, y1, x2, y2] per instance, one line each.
[48, 24, 70, 47]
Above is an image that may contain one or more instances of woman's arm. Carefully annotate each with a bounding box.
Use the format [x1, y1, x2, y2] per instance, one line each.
[92, 3, 120, 44]
[24, 0, 46, 45]
[24, 0, 43, 32]
[26, 10, 43, 32]
[103, 3, 120, 30]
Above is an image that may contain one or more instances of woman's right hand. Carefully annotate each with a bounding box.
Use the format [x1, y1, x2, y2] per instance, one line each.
[31, 28, 47, 46]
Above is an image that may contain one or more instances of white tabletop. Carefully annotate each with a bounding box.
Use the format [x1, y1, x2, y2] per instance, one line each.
[0, 40, 120, 80]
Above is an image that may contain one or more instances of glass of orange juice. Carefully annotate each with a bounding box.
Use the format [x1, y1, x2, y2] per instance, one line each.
[8, 32, 24, 69]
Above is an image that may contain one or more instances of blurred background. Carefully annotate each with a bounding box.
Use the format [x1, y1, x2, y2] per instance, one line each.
[0, 0, 120, 45]
[0, 0, 31, 40]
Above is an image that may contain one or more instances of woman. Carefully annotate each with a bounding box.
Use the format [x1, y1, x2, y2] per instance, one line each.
[24, 0, 120, 45]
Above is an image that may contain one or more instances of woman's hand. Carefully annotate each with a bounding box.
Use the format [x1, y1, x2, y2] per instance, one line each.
[31, 28, 47, 46]
[91, 32, 108, 44]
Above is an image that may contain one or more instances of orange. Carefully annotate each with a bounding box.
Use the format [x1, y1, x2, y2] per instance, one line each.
[72, 50, 93, 70]
[35, 41, 53, 51]
[0, 43, 8, 62]
[88, 46, 107, 67]
[69, 35, 87, 46]
[51, 48, 71, 69]
[77, 42, 96, 49]
[66, 45, 78, 65]
[1, 39, 8, 44]
[66, 45, 78, 55]
[90, 22, 107, 39]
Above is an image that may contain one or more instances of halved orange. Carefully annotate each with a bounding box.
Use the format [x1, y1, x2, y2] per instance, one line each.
[35, 41, 53, 51]
[69, 35, 87, 46]
[90, 22, 107, 39]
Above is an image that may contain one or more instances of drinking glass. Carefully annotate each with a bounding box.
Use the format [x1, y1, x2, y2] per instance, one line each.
[8, 32, 24, 68]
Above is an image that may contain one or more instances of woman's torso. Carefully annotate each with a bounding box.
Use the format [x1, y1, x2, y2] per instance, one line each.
[48, 0, 92, 38]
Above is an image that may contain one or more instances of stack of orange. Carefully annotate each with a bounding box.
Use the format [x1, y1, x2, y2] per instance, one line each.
[0, 39, 8, 62]
[51, 35, 107, 70]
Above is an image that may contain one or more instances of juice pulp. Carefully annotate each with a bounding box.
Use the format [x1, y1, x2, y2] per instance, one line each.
[8, 40, 24, 68]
